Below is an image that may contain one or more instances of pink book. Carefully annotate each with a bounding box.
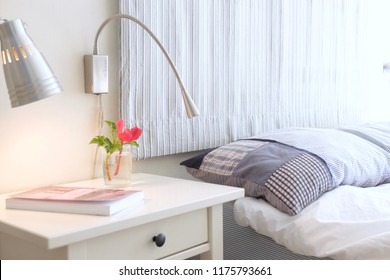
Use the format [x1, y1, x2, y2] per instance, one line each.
[6, 186, 144, 216]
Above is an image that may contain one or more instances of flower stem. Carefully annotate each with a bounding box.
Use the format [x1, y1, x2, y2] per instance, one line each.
[114, 147, 123, 176]
[105, 154, 112, 181]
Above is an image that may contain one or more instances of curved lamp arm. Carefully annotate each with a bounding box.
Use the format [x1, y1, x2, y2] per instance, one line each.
[84, 13, 199, 118]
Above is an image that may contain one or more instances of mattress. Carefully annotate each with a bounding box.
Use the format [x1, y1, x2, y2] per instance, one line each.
[234, 183, 390, 260]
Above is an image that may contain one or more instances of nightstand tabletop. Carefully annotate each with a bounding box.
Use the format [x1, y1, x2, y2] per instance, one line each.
[0, 173, 244, 250]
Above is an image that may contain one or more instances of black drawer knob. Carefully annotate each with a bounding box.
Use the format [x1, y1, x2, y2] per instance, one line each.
[153, 233, 166, 247]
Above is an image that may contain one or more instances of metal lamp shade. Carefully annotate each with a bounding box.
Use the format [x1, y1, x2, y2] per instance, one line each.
[0, 19, 62, 107]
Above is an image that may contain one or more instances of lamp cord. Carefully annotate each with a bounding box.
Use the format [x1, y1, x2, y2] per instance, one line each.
[91, 94, 104, 178]
[97, 94, 104, 135]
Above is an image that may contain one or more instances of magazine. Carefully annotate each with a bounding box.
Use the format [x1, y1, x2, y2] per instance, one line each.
[6, 186, 144, 216]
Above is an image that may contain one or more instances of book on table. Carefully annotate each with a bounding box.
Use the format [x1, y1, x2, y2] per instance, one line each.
[5, 186, 144, 216]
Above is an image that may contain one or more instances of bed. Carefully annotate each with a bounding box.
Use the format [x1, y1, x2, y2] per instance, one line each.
[181, 122, 390, 259]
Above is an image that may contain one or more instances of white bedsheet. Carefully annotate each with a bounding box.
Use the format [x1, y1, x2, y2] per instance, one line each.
[234, 184, 390, 259]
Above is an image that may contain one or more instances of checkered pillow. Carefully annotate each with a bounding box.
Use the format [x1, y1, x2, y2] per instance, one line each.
[181, 139, 333, 215]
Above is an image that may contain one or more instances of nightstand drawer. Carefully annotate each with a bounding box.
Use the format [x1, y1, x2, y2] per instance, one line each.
[81, 208, 208, 259]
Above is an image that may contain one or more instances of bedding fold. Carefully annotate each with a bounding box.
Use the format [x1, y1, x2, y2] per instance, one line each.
[234, 184, 390, 259]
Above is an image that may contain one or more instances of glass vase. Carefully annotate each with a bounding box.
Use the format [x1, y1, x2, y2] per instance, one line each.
[102, 145, 132, 187]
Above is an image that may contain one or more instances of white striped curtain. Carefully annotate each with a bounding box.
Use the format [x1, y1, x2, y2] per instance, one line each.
[120, 0, 368, 159]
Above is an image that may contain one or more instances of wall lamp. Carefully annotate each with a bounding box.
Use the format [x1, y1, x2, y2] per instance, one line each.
[0, 18, 62, 107]
[84, 14, 200, 118]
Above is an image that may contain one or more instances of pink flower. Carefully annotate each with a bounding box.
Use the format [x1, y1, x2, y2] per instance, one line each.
[90, 119, 143, 179]
[116, 119, 142, 143]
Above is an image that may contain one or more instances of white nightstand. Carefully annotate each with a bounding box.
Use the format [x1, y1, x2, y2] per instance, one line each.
[0, 173, 244, 260]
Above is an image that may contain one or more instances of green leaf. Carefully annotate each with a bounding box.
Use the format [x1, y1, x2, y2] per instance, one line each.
[126, 140, 139, 147]
[104, 120, 116, 130]
[104, 120, 118, 142]
[104, 138, 113, 152]
[102, 138, 121, 154]
[111, 139, 123, 152]
[89, 136, 107, 147]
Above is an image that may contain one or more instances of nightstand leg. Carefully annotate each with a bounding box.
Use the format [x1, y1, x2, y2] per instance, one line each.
[66, 242, 88, 259]
[200, 204, 223, 260]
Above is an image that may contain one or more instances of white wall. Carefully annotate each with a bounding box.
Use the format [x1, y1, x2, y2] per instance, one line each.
[0, 0, 195, 194]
